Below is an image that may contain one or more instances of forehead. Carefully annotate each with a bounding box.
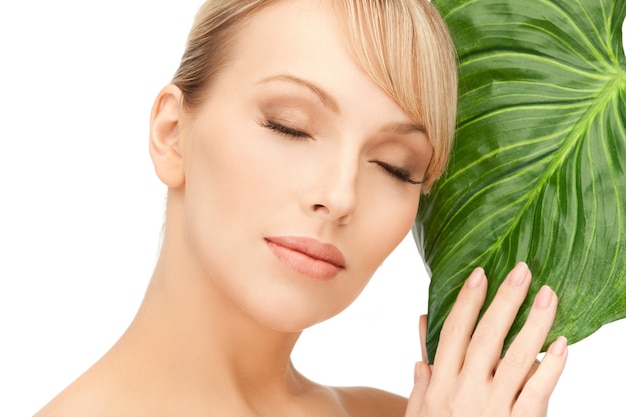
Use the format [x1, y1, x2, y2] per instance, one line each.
[229, 1, 345, 74]
[210, 1, 413, 119]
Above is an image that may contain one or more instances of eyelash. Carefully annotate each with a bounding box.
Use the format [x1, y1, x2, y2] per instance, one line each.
[259, 118, 423, 185]
[259, 118, 311, 139]
[375, 161, 424, 185]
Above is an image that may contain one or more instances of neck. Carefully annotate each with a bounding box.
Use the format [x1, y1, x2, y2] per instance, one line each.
[105, 210, 306, 410]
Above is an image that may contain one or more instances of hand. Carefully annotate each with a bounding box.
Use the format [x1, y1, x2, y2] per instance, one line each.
[405, 262, 567, 417]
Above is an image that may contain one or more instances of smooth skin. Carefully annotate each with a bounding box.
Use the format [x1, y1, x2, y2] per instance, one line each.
[408, 264, 567, 417]
[34, 1, 566, 416]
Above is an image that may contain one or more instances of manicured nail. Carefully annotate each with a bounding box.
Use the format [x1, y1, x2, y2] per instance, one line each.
[465, 267, 485, 289]
[414, 362, 422, 381]
[534, 285, 554, 309]
[548, 336, 568, 356]
[507, 262, 529, 286]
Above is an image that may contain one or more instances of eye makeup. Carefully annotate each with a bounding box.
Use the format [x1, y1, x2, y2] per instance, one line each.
[367, 134, 432, 186]
[257, 117, 312, 140]
[253, 80, 432, 186]
[374, 161, 424, 185]
[254, 91, 326, 141]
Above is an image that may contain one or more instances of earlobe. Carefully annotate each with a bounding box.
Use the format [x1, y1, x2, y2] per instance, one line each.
[149, 84, 185, 188]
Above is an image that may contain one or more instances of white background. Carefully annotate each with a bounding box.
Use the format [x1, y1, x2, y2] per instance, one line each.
[1, 1, 625, 416]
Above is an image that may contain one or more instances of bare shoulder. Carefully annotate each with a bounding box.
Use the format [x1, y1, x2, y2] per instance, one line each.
[33, 385, 96, 417]
[33, 361, 120, 417]
[333, 386, 407, 417]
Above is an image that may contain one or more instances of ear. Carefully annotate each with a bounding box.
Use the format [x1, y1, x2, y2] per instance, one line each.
[149, 84, 185, 188]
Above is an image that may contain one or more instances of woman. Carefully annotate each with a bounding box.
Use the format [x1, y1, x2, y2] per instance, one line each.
[34, 0, 567, 415]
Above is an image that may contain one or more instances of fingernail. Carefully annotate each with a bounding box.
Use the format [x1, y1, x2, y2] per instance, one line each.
[465, 267, 484, 289]
[548, 336, 568, 356]
[507, 262, 529, 286]
[534, 285, 554, 309]
[414, 362, 422, 381]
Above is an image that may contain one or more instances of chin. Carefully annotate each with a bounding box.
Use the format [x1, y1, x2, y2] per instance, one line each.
[250, 298, 346, 333]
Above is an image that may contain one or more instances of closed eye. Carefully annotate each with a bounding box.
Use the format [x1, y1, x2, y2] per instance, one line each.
[375, 161, 424, 185]
[258, 119, 311, 140]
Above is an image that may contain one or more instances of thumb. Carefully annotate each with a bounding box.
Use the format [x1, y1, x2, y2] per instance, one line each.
[419, 315, 428, 363]
[405, 362, 431, 416]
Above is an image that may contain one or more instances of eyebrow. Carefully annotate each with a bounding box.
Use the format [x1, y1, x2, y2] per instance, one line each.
[257, 74, 340, 113]
[381, 121, 427, 135]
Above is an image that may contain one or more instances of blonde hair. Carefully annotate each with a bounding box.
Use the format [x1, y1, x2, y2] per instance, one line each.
[172, 0, 457, 189]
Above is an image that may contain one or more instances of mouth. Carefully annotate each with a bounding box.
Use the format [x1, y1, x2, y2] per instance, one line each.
[264, 236, 345, 280]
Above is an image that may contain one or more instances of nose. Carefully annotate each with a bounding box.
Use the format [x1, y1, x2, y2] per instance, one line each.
[304, 152, 358, 225]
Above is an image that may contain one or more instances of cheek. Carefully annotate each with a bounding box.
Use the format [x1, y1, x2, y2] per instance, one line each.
[181, 117, 305, 268]
[184, 121, 282, 213]
[353, 190, 420, 271]
[333, 196, 418, 319]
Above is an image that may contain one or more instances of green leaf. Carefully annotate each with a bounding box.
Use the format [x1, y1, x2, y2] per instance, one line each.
[416, 0, 626, 364]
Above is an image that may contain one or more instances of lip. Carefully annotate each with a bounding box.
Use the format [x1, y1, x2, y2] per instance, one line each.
[265, 236, 345, 280]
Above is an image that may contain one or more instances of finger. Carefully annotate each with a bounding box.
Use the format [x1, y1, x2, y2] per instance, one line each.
[419, 314, 428, 363]
[524, 359, 541, 385]
[493, 285, 558, 401]
[512, 336, 568, 417]
[463, 262, 531, 376]
[405, 362, 432, 416]
[431, 267, 486, 379]
[492, 357, 539, 386]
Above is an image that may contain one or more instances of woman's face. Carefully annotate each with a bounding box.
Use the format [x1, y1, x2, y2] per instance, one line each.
[177, 0, 433, 331]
